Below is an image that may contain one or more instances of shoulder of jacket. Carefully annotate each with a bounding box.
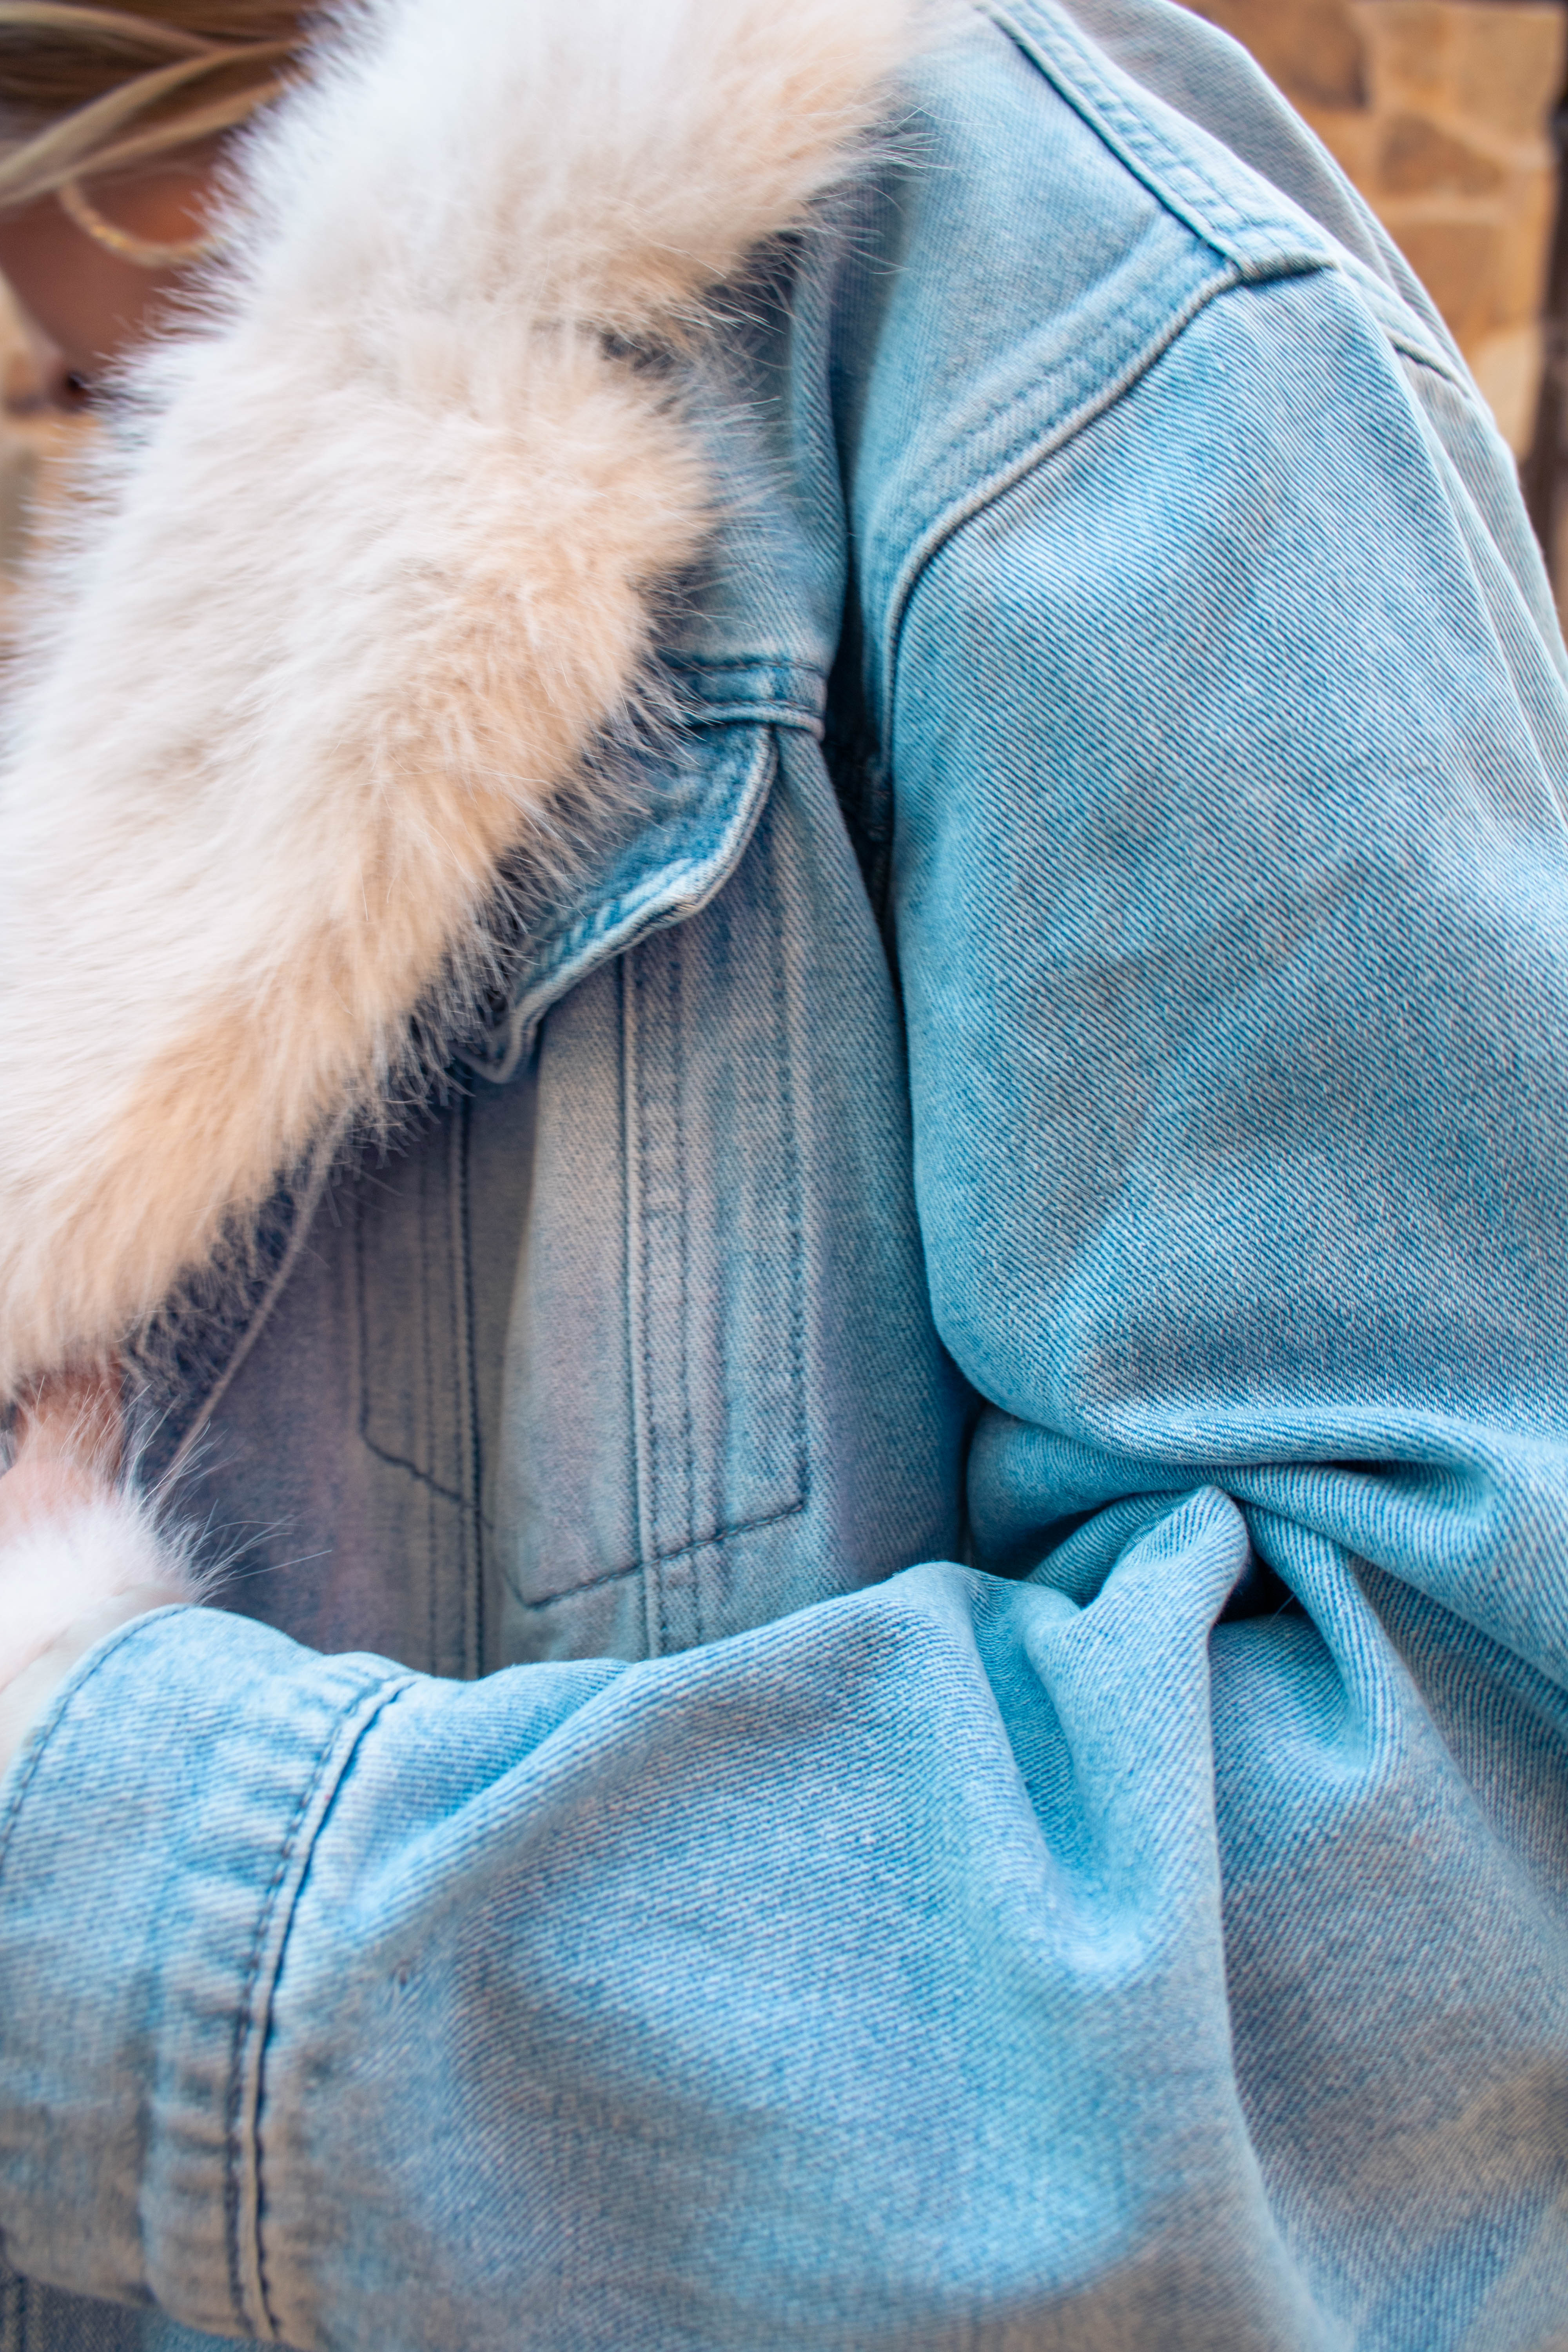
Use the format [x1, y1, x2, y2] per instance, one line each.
[844, 0, 1463, 707]
[973, 0, 1339, 281]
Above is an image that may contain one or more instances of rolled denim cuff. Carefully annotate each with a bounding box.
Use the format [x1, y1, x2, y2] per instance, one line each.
[0, 1606, 403, 2335]
[0, 1583, 189, 1777]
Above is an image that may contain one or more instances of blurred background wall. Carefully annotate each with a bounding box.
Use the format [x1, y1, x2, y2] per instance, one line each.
[1189, 0, 1566, 459]
[1188, 0, 1568, 607]
[0, 2, 1566, 599]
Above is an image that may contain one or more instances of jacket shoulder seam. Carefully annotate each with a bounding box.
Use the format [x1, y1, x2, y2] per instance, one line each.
[977, 0, 1335, 278]
[878, 260, 1256, 754]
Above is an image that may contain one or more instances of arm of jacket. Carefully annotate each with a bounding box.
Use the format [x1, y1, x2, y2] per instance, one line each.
[2, 274, 1568, 2352]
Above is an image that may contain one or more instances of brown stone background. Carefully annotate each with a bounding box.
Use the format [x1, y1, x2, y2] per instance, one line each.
[1187, 0, 1567, 458]
[0, 3, 1565, 592]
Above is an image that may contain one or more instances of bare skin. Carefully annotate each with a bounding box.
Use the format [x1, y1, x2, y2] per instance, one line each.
[0, 150, 223, 1518]
[0, 143, 223, 400]
[0, 1374, 122, 1547]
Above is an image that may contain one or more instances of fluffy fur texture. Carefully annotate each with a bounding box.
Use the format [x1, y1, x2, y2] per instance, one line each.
[0, 0, 929, 1404]
[0, 1492, 201, 1684]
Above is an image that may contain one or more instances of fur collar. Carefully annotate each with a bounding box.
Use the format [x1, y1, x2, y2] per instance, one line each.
[0, 0, 929, 1403]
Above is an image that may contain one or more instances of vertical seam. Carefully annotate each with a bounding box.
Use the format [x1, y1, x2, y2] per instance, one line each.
[416, 1143, 435, 1675]
[225, 1744, 335, 2336]
[621, 953, 660, 1659]
[228, 1675, 411, 2333]
[452, 1094, 484, 1678]
[641, 947, 671, 1657]
[0, 2260, 23, 2352]
[354, 1183, 370, 1468]
[227, 1670, 411, 2339]
[161, 1121, 350, 1490]
[768, 785, 812, 1512]
[419, 1154, 437, 1676]
[670, 927, 701, 1646]
[635, 950, 661, 1650]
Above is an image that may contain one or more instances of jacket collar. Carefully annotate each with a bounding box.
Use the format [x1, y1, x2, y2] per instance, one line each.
[0, 0, 931, 1401]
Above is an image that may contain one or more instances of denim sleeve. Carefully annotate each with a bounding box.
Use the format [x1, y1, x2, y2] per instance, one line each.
[891, 263, 1568, 1691]
[2, 265, 1568, 2351]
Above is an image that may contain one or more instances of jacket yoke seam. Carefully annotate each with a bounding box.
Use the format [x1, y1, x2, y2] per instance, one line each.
[879, 264, 1247, 776]
[873, 0, 1400, 738]
[873, 270, 1469, 757]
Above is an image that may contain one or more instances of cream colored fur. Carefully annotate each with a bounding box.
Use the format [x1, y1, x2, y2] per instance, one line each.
[0, 1492, 201, 1677]
[0, 0, 928, 1404]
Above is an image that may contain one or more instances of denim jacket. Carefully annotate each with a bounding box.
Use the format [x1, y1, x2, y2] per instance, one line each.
[2, 0, 1567, 2345]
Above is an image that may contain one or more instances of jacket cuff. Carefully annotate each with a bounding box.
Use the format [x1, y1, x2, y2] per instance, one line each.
[0, 1491, 205, 1775]
[0, 1604, 401, 2332]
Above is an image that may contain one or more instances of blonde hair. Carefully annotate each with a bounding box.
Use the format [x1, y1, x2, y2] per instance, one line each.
[0, 4, 312, 211]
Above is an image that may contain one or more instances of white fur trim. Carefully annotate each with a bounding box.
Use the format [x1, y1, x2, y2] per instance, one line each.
[0, 0, 929, 1401]
[0, 1494, 199, 1688]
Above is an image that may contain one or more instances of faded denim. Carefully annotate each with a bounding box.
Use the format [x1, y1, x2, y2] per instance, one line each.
[3, 0, 1568, 2345]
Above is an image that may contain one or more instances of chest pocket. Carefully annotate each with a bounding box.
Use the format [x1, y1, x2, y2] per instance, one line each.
[490, 727, 811, 1660]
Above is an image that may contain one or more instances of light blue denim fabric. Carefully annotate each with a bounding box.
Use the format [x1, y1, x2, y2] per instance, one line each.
[4, 1, 1568, 2345]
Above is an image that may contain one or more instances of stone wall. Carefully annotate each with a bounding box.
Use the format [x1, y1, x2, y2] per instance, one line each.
[1188, 0, 1566, 454]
